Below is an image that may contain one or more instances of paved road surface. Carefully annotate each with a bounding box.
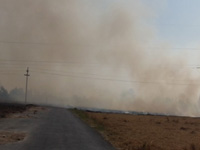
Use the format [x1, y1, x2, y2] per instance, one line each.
[0, 107, 115, 150]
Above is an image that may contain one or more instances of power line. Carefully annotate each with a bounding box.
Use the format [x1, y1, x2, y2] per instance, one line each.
[31, 70, 200, 86]
[0, 62, 198, 79]
[30, 67, 198, 81]
[0, 68, 198, 86]
[158, 23, 200, 27]
[0, 59, 99, 65]
[1, 59, 200, 69]
[31, 68, 126, 77]
[0, 41, 61, 45]
[31, 68, 132, 80]
[0, 67, 196, 82]
[0, 72, 22, 75]
[146, 47, 200, 50]
[0, 70, 24, 73]
[1, 40, 200, 50]
[0, 62, 102, 69]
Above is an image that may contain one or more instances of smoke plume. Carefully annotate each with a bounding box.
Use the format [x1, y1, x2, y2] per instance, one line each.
[0, 0, 200, 116]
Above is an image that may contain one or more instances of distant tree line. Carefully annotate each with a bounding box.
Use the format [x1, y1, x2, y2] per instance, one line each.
[0, 86, 24, 102]
[0, 86, 9, 100]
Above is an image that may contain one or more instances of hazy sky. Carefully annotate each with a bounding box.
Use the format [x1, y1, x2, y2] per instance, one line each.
[155, 0, 200, 48]
[101, 0, 200, 65]
[91, 0, 200, 48]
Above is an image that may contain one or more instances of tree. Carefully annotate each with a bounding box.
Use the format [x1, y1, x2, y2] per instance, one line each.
[9, 88, 24, 101]
[0, 86, 9, 100]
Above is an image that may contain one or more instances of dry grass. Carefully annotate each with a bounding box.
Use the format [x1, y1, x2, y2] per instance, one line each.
[73, 109, 200, 150]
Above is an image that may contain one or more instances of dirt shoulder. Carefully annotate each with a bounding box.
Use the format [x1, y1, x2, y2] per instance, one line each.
[71, 109, 200, 150]
[0, 131, 26, 145]
[0, 103, 26, 118]
[0, 103, 46, 145]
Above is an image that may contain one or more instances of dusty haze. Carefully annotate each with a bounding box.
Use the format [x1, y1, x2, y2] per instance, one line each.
[0, 0, 200, 116]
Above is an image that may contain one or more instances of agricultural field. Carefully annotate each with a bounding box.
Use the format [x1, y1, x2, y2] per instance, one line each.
[72, 109, 200, 150]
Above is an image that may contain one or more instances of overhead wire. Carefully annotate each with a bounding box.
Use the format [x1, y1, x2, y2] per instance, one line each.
[1, 59, 200, 68]
[0, 41, 61, 45]
[0, 65, 197, 85]
[30, 68, 127, 78]
[0, 56, 200, 86]
[0, 67, 199, 86]
[0, 59, 99, 66]
[30, 70, 200, 86]
[1, 40, 200, 50]
[0, 59, 199, 75]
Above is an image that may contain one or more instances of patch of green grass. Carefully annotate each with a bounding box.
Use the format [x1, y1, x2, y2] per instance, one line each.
[70, 108, 89, 120]
[70, 108, 104, 131]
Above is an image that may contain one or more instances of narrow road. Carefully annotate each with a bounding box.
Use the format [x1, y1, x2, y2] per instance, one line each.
[0, 107, 115, 150]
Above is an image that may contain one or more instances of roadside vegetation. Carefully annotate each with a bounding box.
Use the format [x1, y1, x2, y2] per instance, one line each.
[70, 108, 105, 132]
[71, 108, 200, 150]
[0, 86, 24, 102]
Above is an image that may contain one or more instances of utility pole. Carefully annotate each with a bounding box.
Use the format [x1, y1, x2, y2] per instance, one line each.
[24, 67, 30, 105]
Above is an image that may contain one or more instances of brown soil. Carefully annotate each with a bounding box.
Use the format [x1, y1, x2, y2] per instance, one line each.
[0, 103, 46, 145]
[7, 104, 47, 118]
[81, 111, 200, 150]
[0, 131, 26, 145]
[0, 104, 26, 118]
[0, 103, 46, 119]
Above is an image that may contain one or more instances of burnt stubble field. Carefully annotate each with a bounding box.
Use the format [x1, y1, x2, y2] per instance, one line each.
[75, 110, 200, 150]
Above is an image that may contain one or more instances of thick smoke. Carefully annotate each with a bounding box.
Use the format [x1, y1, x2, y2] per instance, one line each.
[0, 0, 200, 116]
[96, 2, 200, 116]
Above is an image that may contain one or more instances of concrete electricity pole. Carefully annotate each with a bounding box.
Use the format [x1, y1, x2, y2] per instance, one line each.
[24, 67, 30, 105]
